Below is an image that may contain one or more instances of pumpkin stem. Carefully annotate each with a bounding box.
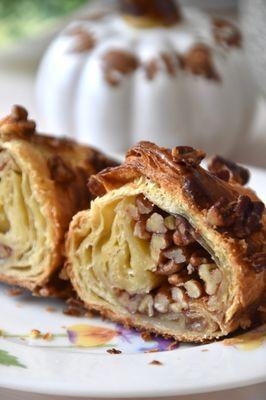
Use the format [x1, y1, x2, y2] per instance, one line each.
[120, 0, 182, 28]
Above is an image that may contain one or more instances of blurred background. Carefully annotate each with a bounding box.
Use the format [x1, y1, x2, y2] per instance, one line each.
[0, 0, 265, 167]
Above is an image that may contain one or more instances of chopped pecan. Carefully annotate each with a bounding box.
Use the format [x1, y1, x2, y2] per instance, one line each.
[164, 215, 176, 230]
[207, 155, 250, 185]
[251, 253, 266, 273]
[11, 105, 28, 121]
[48, 156, 75, 184]
[207, 195, 265, 238]
[198, 264, 222, 295]
[172, 215, 195, 246]
[138, 294, 154, 317]
[184, 280, 204, 299]
[146, 213, 167, 234]
[163, 246, 190, 264]
[126, 204, 140, 221]
[170, 287, 189, 310]
[134, 220, 151, 240]
[213, 18, 242, 48]
[189, 249, 212, 267]
[157, 260, 184, 276]
[136, 194, 154, 214]
[154, 292, 170, 313]
[150, 233, 172, 263]
[183, 174, 211, 209]
[172, 146, 205, 167]
[102, 50, 139, 86]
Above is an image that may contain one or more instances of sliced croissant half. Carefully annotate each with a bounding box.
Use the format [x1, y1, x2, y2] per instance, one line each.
[66, 142, 266, 341]
[0, 105, 116, 295]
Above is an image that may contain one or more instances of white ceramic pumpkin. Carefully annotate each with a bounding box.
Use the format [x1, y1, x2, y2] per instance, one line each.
[36, 0, 257, 155]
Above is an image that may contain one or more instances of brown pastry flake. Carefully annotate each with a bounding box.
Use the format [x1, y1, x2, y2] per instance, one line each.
[213, 18, 242, 48]
[207, 195, 265, 238]
[66, 26, 96, 53]
[48, 155, 75, 184]
[208, 155, 250, 185]
[149, 359, 163, 366]
[102, 50, 139, 86]
[179, 44, 220, 81]
[107, 348, 122, 354]
[172, 146, 205, 167]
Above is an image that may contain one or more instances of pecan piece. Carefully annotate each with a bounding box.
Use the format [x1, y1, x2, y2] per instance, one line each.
[163, 246, 190, 264]
[170, 287, 189, 311]
[198, 264, 222, 295]
[164, 215, 176, 230]
[172, 146, 206, 167]
[189, 249, 212, 267]
[157, 260, 184, 276]
[207, 155, 250, 185]
[48, 156, 75, 184]
[134, 220, 151, 240]
[154, 291, 170, 313]
[136, 194, 154, 214]
[146, 213, 167, 234]
[207, 195, 265, 238]
[138, 294, 154, 317]
[184, 280, 204, 299]
[150, 233, 172, 263]
[173, 215, 195, 246]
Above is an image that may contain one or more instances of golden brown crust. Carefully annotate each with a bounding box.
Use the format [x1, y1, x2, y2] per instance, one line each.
[64, 141, 266, 341]
[0, 105, 117, 292]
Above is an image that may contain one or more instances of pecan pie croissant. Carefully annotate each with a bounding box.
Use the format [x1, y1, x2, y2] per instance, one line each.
[0, 105, 116, 295]
[66, 142, 266, 342]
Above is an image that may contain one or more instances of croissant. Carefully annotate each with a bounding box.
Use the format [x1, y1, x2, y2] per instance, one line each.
[0, 105, 116, 295]
[66, 141, 266, 342]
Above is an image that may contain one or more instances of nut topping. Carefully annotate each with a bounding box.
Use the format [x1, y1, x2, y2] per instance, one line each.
[146, 213, 167, 234]
[207, 155, 250, 185]
[136, 194, 154, 214]
[172, 146, 206, 167]
[198, 264, 222, 295]
[184, 280, 203, 299]
[134, 220, 151, 240]
[207, 195, 265, 238]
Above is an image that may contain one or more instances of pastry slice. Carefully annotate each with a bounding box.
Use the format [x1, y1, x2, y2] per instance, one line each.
[66, 142, 266, 341]
[0, 105, 116, 295]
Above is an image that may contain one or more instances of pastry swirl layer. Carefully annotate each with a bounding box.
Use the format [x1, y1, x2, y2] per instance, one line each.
[0, 105, 116, 294]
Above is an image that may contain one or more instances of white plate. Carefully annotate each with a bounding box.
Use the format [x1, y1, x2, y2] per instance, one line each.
[0, 166, 265, 398]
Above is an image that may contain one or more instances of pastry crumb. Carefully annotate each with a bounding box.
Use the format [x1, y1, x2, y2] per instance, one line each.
[43, 332, 53, 341]
[46, 306, 56, 313]
[201, 349, 209, 352]
[29, 329, 41, 339]
[141, 332, 153, 341]
[106, 348, 122, 354]
[7, 288, 23, 297]
[144, 349, 158, 353]
[149, 360, 163, 366]
[63, 306, 82, 317]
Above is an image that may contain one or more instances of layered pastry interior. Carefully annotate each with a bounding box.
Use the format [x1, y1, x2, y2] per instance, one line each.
[67, 142, 266, 342]
[0, 105, 117, 294]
